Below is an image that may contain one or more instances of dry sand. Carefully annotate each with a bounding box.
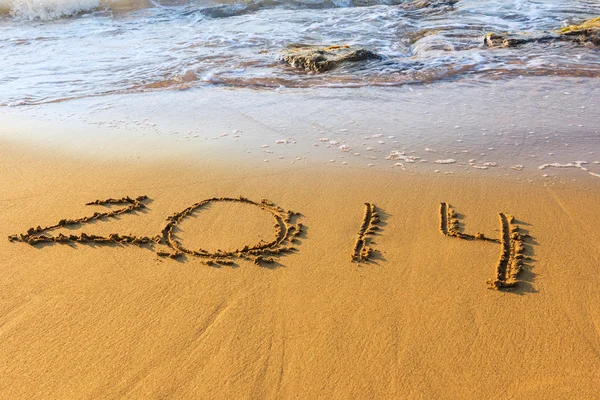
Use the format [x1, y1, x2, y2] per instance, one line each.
[1, 138, 600, 399]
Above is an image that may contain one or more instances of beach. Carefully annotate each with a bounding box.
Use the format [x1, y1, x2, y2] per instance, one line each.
[1, 79, 600, 398]
[2, 0, 600, 397]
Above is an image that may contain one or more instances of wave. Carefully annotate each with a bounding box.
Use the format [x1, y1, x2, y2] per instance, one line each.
[0, 0, 457, 21]
[0, 0, 152, 20]
[1, 0, 598, 106]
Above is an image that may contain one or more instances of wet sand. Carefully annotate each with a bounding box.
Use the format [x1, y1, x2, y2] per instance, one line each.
[1, 129, 600, 397]
[2, 78, 599, 184]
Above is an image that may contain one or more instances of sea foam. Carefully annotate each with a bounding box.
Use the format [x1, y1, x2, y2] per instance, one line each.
[0, 0, 150, 20]
[1, 0, 99, 19]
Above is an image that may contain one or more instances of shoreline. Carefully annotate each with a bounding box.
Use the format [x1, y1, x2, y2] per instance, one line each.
[1, 77, 599, 186]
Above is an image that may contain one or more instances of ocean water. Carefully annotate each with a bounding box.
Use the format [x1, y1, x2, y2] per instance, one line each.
[0, 0, 599, 106]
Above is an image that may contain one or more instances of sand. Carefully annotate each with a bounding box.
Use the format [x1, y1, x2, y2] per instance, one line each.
[1, 134, 600, 398]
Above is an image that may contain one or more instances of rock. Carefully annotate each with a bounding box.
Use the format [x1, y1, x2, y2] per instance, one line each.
[281, 45, 381, 73]
[484, 32, 561, 48]
[409, 0, 458, 9]
[484, 17, 600, 48]
[558, 17, 600, 46]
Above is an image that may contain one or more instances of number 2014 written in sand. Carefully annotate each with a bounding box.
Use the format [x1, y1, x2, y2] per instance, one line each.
[8, 195, 532, 290]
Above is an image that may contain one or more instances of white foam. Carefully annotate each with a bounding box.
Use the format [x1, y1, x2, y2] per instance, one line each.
[538, 161, 588, 171]
[538, 161, 600, 179]
[433, 159, 456, 164]
[3, 0, 98, 20]
[1, 0, 152, 20]
[386, 151, 420, 163]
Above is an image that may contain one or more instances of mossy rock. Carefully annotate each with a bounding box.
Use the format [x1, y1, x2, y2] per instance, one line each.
[557, 17, 600, 34]
[557, 17, 600, 46]
[281, 45, 382, 73]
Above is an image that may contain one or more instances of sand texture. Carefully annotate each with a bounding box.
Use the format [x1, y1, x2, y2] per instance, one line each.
[1, 142, 600, 399]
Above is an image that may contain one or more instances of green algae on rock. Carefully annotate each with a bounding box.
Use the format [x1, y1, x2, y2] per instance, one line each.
[281, 46, 381, 73]
[558, 17, 600, 34]
[557, 17, 600, 46]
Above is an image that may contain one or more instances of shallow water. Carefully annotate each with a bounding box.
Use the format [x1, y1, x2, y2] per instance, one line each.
[0, 0, 599, 105]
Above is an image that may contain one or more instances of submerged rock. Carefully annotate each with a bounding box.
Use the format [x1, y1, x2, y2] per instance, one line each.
[483, 32, 561, 48]
[484, 17, 600, 48]
[281, 46, 381, 73]
[409, 0, 458, 9]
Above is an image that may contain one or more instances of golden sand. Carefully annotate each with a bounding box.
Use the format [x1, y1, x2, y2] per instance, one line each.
[1, 141, 600, 398]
